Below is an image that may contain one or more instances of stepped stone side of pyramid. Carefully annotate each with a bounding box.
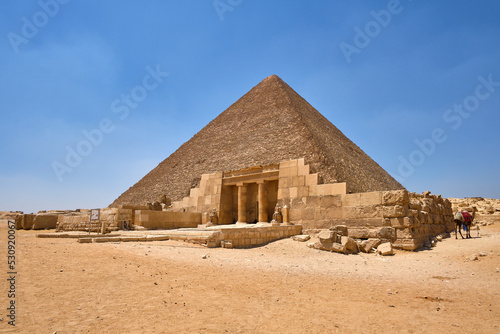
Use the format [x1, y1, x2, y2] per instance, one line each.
[112, 75, 403, 207]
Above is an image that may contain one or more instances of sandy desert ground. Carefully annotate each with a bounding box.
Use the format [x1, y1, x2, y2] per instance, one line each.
[0, 220, 499, 334]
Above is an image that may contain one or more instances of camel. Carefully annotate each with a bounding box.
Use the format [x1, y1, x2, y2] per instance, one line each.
[454, 206, 477, 239]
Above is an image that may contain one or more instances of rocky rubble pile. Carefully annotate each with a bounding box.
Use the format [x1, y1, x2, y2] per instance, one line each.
[0, 211, 23, 220]
[301, 225, 453, 255]
[448, 197, 500, 214]
[305, 225, 395, 256]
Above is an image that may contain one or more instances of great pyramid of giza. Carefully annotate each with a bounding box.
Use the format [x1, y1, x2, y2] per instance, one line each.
[111, 75, 404, 206]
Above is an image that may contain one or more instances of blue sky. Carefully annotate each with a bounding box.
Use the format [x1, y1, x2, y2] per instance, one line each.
[1, 0, 499, 213]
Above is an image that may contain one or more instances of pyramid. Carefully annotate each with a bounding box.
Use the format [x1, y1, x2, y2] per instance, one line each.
[111, 75, 404, 207]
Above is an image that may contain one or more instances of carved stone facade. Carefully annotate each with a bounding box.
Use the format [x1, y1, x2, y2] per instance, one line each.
[169, 158, 454, 250]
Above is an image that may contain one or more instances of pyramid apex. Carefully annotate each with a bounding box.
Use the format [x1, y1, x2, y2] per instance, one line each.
[263, 74, 282, 82]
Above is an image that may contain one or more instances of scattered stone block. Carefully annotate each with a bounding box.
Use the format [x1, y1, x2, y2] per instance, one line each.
[292, 235, 310, 242]
[359, 238, 381, 253]
[318, 230, 336, 243]
[307, 241, 334, 251]
[206, 240, 219, 248]
[331, 225, 348, 236]
[330, 243, 346, 254]
[341, 236, 358, 254]
[377, 242, 394, 256]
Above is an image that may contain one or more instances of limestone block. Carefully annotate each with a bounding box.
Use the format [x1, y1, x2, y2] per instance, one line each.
[348, 228, 379, 239]
[330, 243, 346, 254]
[407, 209, 419, 218]
[321, 183, 347, 195]
[331, 225, 348, 236]
[382, 205, 407, 218]
[318, 230, 336, 243]
[279, 177, 290, 189]
[377, 242, 394, 256]
[305, 173, 318, 186]
[343, 192, 382, 207]
[392, 239, 422, 251]
[320, 195, 342, 208]
[290, 197, 306, 209]
[343, 205, 381, 219]
[314, 208, 325, 220]
[324, 207, 342, 220]
[421, 204, 431, 213]
[307, 185, 317, 196]
[391, 217, 419, 229]
[337, 218, 384, 229]
[280, 160, 298, 169]
[280, 166, 298, 178]
[221, 241, 233, 248]
[378, 227, 396, 241]
[307, 241, 334, 251]
[382, 190, 409, 206]
[341, 236, 359, 254]
[292, 234, 310, 242]
[341, 193, 357, 207]
[301, 208, 316, 221]
[305, 196, 320, 207]
[212, 176, 223, 186]
[289, 187, 298, 198]
[407, 217, 420, 228]
[390, 217, 404, 228]
[409, 200, 422, 211]
[289, 208, 302, 221]
[358, 239, 381, 253]
[297, 186, 309, 198]
[418, 211, 427, 223]
[298, 164, 310, 176]
[278, 188, 290, 199]
[396, 228, 414, 239]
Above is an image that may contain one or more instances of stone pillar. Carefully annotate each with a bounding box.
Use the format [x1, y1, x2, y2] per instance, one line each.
[257, 181, 268, 223]
[282, 205, 289, 225]
[237, 184, 247, 223]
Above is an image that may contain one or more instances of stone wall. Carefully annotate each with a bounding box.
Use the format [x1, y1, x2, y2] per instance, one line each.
[15, 214, 58, 230]
[282, 189, 454, 250]
[57, 208, 134, 232]
[15, 214, 35, 230]
[278, 158, 347, 200]
[171, 172, 223, 217]
[134, 210, 201, 229]
[216, 224, 302, 248]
